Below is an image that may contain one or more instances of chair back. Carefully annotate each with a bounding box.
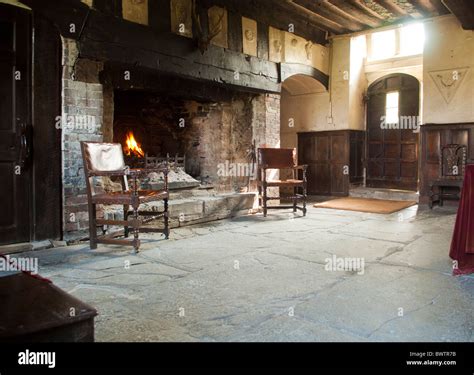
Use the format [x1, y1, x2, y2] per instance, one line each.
[257, 148, 296, 169]
[440, 144, 467, 180]
[81, 142, 126, 176]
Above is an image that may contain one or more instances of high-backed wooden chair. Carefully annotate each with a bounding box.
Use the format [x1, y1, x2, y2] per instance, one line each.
[81, 142, 170, 252]
[429, 144, 467, 208]
[257, 148, 307, 217]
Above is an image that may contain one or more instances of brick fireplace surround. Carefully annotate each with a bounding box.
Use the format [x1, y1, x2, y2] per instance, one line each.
[61, 38, 280, 241]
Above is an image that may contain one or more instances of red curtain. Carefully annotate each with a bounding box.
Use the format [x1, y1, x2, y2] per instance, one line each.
[450, 164, 474, 275]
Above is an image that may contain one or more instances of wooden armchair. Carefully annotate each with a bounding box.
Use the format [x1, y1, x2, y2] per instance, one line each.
[429, 144, 467, 208]
[257, 148, 307, 217]
[81, 142, 170, 252]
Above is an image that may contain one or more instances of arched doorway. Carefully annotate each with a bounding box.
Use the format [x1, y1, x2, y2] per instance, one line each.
[281, 74, 344, 195]
[366, 73, 420, 191]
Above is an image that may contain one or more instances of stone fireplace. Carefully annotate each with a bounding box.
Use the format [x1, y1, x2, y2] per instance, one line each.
[60, 38, 280, 241]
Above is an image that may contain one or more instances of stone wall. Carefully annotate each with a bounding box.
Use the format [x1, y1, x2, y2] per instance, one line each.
[61, 38, 104, 240]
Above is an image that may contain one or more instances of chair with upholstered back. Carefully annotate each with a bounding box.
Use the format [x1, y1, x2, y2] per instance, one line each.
[81, 142, 170, 252]
[257, 148, 307, 217]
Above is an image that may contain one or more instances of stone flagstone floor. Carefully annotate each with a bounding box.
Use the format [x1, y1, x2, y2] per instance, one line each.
[24, 204, 474, 342]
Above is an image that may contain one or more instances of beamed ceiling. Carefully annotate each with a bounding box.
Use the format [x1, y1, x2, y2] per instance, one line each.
[275, 0, 474, 35]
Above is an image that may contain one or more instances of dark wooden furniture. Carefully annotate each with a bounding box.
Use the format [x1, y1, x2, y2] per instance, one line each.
[81, 142, 170, 252]
[257, 148, 307, 217]
[419, 122, 474, 204]
[0, 272, 97, 342]
[298, 130, 364, 196]
[366, 73, 420, 191]
[429, 144, 467, 208]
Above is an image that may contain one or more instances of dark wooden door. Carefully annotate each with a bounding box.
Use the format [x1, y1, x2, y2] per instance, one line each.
[0, 5, 32, 245]
[298, 131, 353, 196]
[367, 74, 419, 191]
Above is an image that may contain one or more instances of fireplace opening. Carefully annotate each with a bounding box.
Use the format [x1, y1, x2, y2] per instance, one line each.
[112, 89, 257, 193]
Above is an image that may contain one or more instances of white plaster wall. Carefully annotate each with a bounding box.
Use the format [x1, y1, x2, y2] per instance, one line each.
[349, 35, 368, 130]
[423, 15, 474, 124]
[330, 37, 351, 130]
[280, 91, 331, 150]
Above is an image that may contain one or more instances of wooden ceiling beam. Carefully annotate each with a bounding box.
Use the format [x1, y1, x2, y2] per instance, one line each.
[347, 0, 387, 21]
[429, 0, 450, 15]
[373, 0, 409, 17]
[409, 0, 438, 16]
[328, 0, 384, 28]
[293, 0, 366, 32]
[281, 0, 349, 34]
[442, 0, 474, 29]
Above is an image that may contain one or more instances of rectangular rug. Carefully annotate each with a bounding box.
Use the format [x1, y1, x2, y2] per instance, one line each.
[313, 197, 417, 214]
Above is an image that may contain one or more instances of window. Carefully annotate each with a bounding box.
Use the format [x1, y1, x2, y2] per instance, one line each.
[369, 23, 425, 61]
[371, 30, 396, 61]
[386, 92, 399, 125]
[400, 23, 425, 56]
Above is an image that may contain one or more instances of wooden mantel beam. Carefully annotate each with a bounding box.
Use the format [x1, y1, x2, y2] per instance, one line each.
[20, 0, 281, 93]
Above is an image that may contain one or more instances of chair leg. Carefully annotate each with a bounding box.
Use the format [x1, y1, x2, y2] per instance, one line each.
[124, 204, 130, 238]
[293, 186, 297, 213]
[302, 183, 307, 217]
[164, 198, 169, 240]
[89, 203, 98, 250]
[263, 184, 268, 217]
[132, 204, 140, 253]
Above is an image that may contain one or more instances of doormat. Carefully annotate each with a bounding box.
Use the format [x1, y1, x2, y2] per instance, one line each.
[313, 197, 417, 214]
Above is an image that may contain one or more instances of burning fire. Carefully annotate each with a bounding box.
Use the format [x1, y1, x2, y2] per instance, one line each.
[124, 131, 145, 158]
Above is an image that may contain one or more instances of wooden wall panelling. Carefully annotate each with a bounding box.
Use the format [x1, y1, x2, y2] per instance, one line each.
[298, 130, 364, 196]
[419, 123, 474, 203]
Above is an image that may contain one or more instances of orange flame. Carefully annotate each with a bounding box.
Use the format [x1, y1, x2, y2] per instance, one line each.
[124, 131, 144, 158]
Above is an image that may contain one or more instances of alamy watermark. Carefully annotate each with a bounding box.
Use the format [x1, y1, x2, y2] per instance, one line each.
[55, 115, 97, 133]
[325, 255, 365, 275]
[0, 255, 38, 275]
[380, 115, 421, 133]
[217, 161, 257, 178]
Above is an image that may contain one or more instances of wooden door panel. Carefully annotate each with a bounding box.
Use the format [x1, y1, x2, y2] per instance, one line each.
[451, 130, 469, 146]
[315, 136, 329, 161]
[401, 144, 417, 161]
[401, 162, 417, 178]
[384, 143, 399, 158]
[0, 164, 14, 227]
[384, 162, 399, 177]
[330, 134, 346, 163]
[315, 164, 330, 194]
[331, 164, 346, 194]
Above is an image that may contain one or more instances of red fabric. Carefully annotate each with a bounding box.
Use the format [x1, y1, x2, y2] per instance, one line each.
[449, 164, 474, 275]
